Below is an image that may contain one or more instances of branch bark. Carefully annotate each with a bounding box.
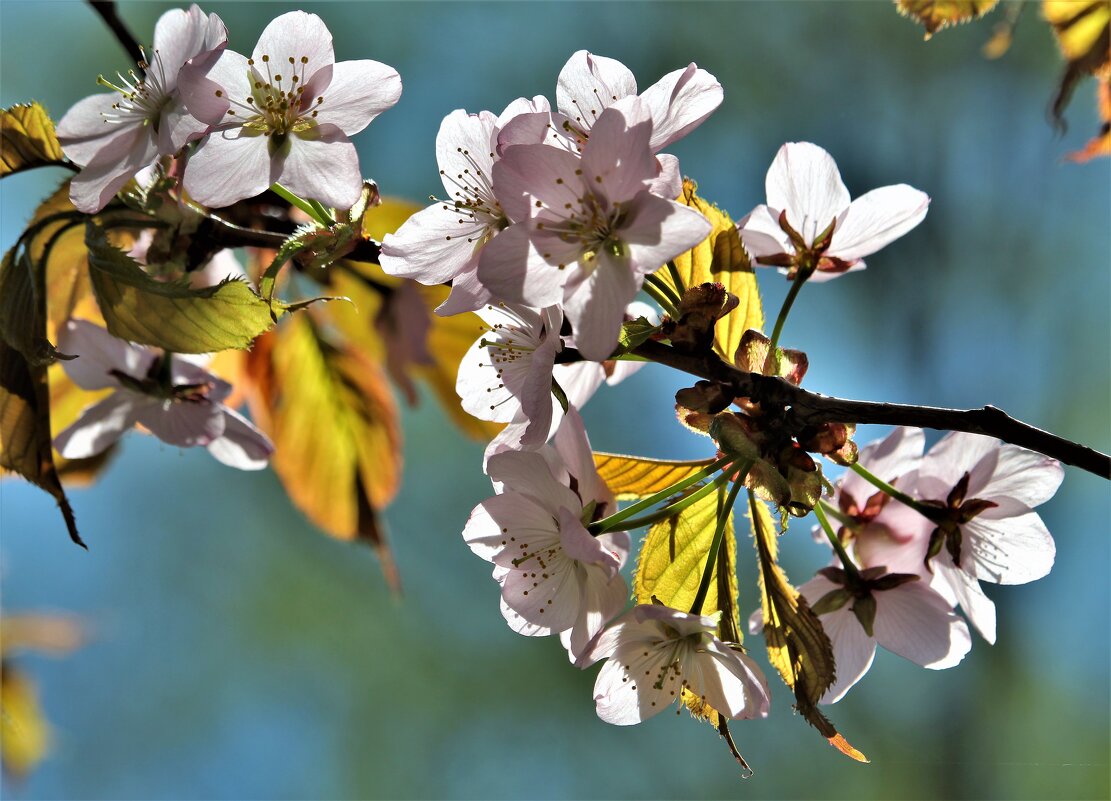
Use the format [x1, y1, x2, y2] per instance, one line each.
[601, 340, 1110, 479]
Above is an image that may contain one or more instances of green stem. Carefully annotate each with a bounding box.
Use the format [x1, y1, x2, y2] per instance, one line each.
[307, 198, 336, 227]
[689, 467, 748, 615]
[768, 272, 806, 354]
[849, 462, 938, 518]
[589, 454, 734, 535]
[600, 472, 731, 533]
[813, 502, 860, 579]
[642, 277, 680, 319]
[818, 499, 857, 530]
[271, 183, 330, 226]
[666, 260, 685, 296]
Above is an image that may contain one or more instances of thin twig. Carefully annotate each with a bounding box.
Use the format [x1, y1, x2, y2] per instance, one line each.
[89, 2, 144, 65]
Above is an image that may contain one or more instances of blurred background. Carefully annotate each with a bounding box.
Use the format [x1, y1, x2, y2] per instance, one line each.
[1, 2, 1108, 799]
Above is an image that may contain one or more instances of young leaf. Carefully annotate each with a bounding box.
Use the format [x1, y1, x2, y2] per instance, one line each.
[0, 103, 66, 179]
[593, 452, 716, 500]
[748, 494, 868, 762]
[244, 314, 402, 590]
[85, 223, 278, 353]
[658, 180, 764, 361]
[634, 486, 741, 723]
[895, 0, 1001, 38]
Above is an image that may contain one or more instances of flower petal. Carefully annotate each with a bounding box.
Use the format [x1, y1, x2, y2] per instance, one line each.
[58, 319, 153, 390]
[132, 397, 226, 448]
[380, 202, 478, 284]
[873, 581, 972, 669]
[476, 222, 563, 307]
[279, 125, 362, 209]
[800, 577, 877, 704]
[252, 11, 335, 77]
[963, 511, 1055, 585]
[695, 641, 771, 720]
[830, 184, 929, 261]
[580, 99, 656, 204]
[765, 142, 850, 245]
[556, 51, 637, 136]
[313, 59, 401, 136]
[979, 445, 1064, 508]
[561, 251, 639, 361]
[205, 407, 274, 470]
[53, 392, 137, 458]
[622, 192, 713, 276]
[933, 557, 997, 644]
[639, 63, 722, 152]
[184, 127, 272, 208]
[56, 94, 135, 166]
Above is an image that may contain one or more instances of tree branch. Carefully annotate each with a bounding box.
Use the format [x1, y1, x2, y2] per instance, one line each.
[620, 340, 1110, 479]
[89, 2, 144, 66]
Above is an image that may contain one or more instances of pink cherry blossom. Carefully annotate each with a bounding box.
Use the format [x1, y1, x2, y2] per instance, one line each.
[800, 570, 972, 704]
[462, 441, 628, 664]
[179, 11, 401, 210]
[56, 4, 227, 212]
[479, 99, 711, 361]
[53, 320, 272, 470]
[738, 142, 930, 282]
[584, 604, 770, 725]
[379, 98, 548, 315]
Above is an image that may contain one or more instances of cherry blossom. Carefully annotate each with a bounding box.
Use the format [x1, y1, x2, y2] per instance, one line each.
[585, 604, 770, 725]
[800, 568, 972, 704]
[53, 320, 272, 470]
[462, 443, 628, 664]
[738, 142, 930, 282]
[179, 10, 401, 209]
[56, 4, 227, 213]
[479, 99, 712, 360]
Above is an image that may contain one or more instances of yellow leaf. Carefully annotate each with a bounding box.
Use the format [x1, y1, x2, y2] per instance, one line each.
[245, 314, 403, 589]
[0, 103, 65, 179]
[658, 180, 764, 361]
[634, 486, 740, 724]
[1068, 67, 1111, 161]
[748, 493, 867, 762]
[0, 667, 50, 778]
[1043, 0, 1111, 63]
[895, 0, 1000, 38]
[593, 452, 715, 500]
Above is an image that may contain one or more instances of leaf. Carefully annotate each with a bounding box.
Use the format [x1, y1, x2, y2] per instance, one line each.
[593, 452, 715, 500]
[85, 223, 279, 353]
[634, 486, 740, 723]
[244, 314, 403, 590]
[0, 614, 84, 658]
[658, 180, 764, 361]
[615, 316, 658, 355]
[0, 666, 51, 778]
[1043, 1, 1111, 127]
[747, 494, 867, 762]
[0, 103, 65, 179]
[1067, 68, 1111, 162]
[0, 249, 63, 366]
[0, 338, 82, 546]
[895, 0, 1000, 38]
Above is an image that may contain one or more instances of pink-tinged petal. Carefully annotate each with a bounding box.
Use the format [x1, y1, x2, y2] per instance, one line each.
[436, 110, 498, 192]
[461, 502, 503, 563]
[580, 99, 656, 204]
[58, 319, 153, 389]
[800, 576, 875, 704]
[558, 508, 620, 576]
[69, 126, 159, 213]
[476, 222, 564, 307]
[496, 95, 551, 129]
[157, 99, 211, 154]
[500, 593, 554, 637]
[551, 406, 614, 515]
[485, 449, 581, 515]
[765, 142, 851, 245]
[206, 407, 273, 470]
[518, 338, 561, 448]
[133, 397, 225, 448]
[839, 426, 925, 508]
[933, 557, 997, 644]
[853, 512, 931, 576]
[639, 64, 723, 152]
[56, 94, 135, 166]
[830, 184, 929, 261]
[562, 565, 628, 665]
[647, 153, 682, 200]
[873, 582, 971, 669]
[696, 641, 771, 719]
[593, 643, 677, 724]
[178, 49, 248, 127]
[963, 511, 1055, 585]
[313, 59, 401, 136]
[151, 5, 226, 82]
[737, 205, 792, 258]
[252, 11, 335, 76]
[622, 192, 713, 275]
[436, 267, 491, 316]
[481, 420, 529, 466]
[380, 203, 478, 284]
[808, 260, 866, 282]
[279, 126, 362, 209]
[562, 251, 639, 361]
[556, 51, 637, 134]
[500, 563, 581, 632]
[465, 493, 556, 568]
[184, 127, 272, 208]
[494, 142, 584, 213]
[53, 393, 138, 459]
[979, 445, 1064, 508]
[919, 431, 999, 488]
[551, 361, 605, 409]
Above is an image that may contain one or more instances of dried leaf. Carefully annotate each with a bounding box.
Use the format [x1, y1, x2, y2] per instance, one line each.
[593, 452, 715, 500]
[0, 103, 65, 178]
[895, 0, 1000, 38]
[658, 180, 764, 361]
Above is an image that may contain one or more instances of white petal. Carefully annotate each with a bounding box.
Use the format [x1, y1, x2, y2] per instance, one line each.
[556, 51, 637, 135]
[184, 127, 272, 208]
[476, 222, 564, 307]
[53, 393, 137, 458]
[963, 512, 1055, 585]
[764, 142, 850, 245]
[132, 397, 225, 448]
[252, 12, 335, 75]
[312, 59, 401, 136]
[279, 126, 362, 210]
[979, 445, 1064, 508]
[800, 577, 876, 704]
[485, 450, 580, 515]
[580, 100, 656, 204]
[693, 642, 771, 720]
[838, 426, 925, 510]
[638, 63, 723, 152]
[58, 319, 153, 390]
[593, 643, 677, 725]
[561, 251, 638, 362]
[380, 202, 481, 284]
[933, 558, 997, 644]
[919, 431, 1000, 488]
[830, 184, 929, 261]
[737, 205, 792, 258]
[205, 407, 273, 470]
[500, 561, 581, 633]
[622, 193, 713, 279]
[873, 582, 972, 669]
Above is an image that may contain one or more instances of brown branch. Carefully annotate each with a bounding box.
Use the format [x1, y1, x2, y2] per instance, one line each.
[89, 2, 144, 66]
[597, 340, 1109, 479]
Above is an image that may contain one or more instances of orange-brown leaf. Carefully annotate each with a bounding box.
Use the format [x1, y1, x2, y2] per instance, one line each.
[593, 452, 715, 500]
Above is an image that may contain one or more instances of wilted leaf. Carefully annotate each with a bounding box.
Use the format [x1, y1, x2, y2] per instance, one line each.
[895, 0, 1000, 38]
[748, 493, 867, 762]
[1068, 68, 1111, 161]
[658, 180, 764, 361]
[245, 314, 402, 589]
[594, 452, 715, 500]
[634, 486, 741, 723]
[0, 103, 65, 178]
[0, 666, 50, 778]
[85, 223, 279, 353]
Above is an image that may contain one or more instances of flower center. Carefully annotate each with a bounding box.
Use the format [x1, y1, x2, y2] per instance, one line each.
[96, 47, 173, 129]
[217, 54, 324, 138]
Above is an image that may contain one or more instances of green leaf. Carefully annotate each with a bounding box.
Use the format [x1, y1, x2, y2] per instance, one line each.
[593, 452, 716, 500]
[0, 103, 66, 179]
[615, 316, 658, 355]
[84, 223, 278, 353]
